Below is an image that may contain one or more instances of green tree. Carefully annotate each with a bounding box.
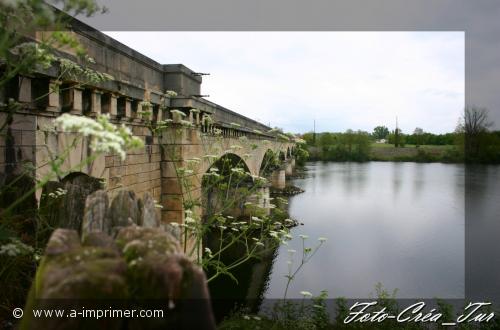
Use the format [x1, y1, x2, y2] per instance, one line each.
[373, 125, 389, 140]
[413, 127, 424, 147]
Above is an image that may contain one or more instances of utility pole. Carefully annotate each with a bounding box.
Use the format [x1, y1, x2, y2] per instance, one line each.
[395, 116, 399, 148]
[312, 119, 316, 145]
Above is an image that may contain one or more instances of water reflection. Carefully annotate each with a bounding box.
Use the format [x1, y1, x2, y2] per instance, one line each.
[208, 162, 500, 316]
[265, 162, 466, 299]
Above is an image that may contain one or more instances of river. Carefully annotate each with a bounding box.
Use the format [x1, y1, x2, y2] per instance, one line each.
[264, 161, 479, 300]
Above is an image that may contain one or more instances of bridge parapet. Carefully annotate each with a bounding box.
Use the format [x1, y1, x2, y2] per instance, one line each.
[1, 10, 298, 228]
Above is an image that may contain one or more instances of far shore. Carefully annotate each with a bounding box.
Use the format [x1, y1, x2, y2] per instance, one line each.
[369, 143, 459, 162]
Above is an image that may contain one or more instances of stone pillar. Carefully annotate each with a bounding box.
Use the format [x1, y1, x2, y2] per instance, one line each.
[70, 87, 83, 114]
[172, 111, 183, 124]
[125, 98, 132, 120]
[89, 90, 102, 116]
[109, 94, 118, 117]
[47, 80, 60, 112]
[157, 107, 163, 123]
[18, 76, 32, 103]
[270, 169, 286, 189]
[285, 161, 293, 176]
[132, 101, 141, 123]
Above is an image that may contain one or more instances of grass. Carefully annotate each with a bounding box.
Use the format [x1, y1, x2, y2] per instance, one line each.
[370, 143, 456, 162]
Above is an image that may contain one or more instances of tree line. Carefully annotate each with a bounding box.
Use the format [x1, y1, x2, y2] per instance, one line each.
[301, 107, 500, 163]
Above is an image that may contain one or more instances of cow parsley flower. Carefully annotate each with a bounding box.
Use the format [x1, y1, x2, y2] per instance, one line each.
[170, 109, 186, 117]
[165, 90, 178, 98]
[54, 113, 143, 161]
[0, 238, 34, 257]
[300, 291, 313, 298]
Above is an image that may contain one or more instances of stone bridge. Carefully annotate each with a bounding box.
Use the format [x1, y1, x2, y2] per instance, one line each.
[0, 15, 297, 225]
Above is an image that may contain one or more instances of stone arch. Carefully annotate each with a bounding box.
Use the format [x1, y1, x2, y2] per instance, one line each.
[258, 149, 281, 177]
[201, 153, 254, 219]
[198, 150, 252, 176]
[279, 150, 286, 161]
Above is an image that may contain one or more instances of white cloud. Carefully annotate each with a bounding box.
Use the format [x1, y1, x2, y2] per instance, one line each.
[104, 31, 464, 134]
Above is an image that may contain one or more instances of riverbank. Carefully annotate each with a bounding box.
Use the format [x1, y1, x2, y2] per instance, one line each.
[307, 144, 463, 163]
[369, 143, 462, 162]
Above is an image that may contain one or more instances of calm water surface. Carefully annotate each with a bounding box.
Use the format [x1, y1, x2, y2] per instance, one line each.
[265, 161, 467, 299]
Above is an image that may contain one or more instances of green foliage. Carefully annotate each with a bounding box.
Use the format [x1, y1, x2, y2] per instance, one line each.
[305, 130, 371, 161]
[373, 126, 389, 140]
[404, 131, 457, 146]
[294, 143, 309, 166]
[388, 129, 406, 147]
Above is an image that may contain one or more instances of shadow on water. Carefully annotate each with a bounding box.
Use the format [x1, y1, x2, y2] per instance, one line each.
[203, 187, 290, 323]
[206, 228, 280, 323]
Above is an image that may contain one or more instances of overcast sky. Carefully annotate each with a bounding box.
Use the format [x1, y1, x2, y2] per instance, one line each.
[104, 31, 464, 134]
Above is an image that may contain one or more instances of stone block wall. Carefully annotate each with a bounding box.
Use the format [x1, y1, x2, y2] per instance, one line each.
[1, 14, 297, 229]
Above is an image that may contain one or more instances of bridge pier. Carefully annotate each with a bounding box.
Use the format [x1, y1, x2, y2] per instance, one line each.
[270, 169, 286, 189]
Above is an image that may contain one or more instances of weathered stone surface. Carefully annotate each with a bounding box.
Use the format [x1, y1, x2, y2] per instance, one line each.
[82, 231, 119, 252]
[141, 192, 159, 228]
[109, 190, 142, 229]
[21, 215, 215, 330]
[127, 254, 215, 330]
[163, 223, 181, 241]
[40, 174, 103, 232]
[82, 190, 109, 237]
[44, 228, 81, 256]
[20, 229, 127, 330]
[115, 225, 180, 259]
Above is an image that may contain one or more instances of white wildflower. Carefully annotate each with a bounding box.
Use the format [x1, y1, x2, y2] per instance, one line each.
[165, 90, 178, 98]
[269, 231, 279, 238]
[0, 238, 34, 257]
[54, 113, 143, 161]
[300, 291, 313, 298]
[170, 109, 186, 117]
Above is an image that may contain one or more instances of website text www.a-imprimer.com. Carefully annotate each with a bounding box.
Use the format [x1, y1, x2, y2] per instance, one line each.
[12, 307, 164, 319]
